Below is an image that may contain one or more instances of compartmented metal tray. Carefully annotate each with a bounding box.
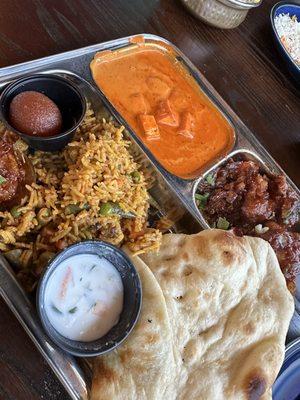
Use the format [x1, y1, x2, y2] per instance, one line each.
[0, 34, 299, 399]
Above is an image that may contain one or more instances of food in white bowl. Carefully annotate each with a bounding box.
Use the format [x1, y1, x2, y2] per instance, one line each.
[44, 253, 124, 342]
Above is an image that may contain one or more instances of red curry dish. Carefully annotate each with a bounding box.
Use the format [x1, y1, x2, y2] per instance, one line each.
[91, 45, 234, 179]
[197, 158, 300, 291]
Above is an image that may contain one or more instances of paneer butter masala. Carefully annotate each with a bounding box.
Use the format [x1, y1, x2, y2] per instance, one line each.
[91, 46, 234, 178]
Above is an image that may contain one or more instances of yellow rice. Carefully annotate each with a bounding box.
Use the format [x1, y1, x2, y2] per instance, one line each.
[0, 109, 162, 291]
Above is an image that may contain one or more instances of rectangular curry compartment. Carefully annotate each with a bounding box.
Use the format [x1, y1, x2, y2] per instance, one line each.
[90, 38, 236, 180]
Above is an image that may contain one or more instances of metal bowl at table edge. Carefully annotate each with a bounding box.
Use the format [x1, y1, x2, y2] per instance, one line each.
[36, 240, 142, 357]
[180, 0, 262, 29]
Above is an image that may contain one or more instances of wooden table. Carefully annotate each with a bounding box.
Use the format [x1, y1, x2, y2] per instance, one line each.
[0, 0, 299, 399]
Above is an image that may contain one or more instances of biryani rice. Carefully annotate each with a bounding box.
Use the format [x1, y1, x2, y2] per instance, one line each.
[0, 109, 162, 291]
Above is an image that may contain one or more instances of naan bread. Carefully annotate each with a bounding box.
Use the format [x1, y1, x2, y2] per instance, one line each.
[91, 229, 294, 400]
[91, 251, 179, 400]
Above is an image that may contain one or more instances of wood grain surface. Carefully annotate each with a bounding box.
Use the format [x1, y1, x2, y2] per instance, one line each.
[0, 0, 299, 399]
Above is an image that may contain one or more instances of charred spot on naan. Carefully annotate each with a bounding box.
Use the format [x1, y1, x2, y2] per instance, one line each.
[162, 256, 175, 262]
[176, 237, 186, 248]
[119, 348, 134, 364]
[222, 250, 235, 264]
[243, 322, 255, 335]
[93, 359, 116, 384]
[182, 265, 193, 276]
[240, 279, 249, 294]
[243, 369, 267, 400]
[144, 332, 160, 345]
[189, 230, 248, 268]
[182, 252, 190, 262]
[203, 291, 211, 301]
[192, 234, 215, 259]
[161, 269, 176, 279]
[212, 230, 248, 266]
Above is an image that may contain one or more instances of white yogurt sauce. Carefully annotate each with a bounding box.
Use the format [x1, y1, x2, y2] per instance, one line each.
[44, 254, 124, 342]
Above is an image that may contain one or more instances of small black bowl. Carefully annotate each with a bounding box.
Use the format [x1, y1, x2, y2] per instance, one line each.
[0, 74, 86, 151]
[37, 240, 142, 357]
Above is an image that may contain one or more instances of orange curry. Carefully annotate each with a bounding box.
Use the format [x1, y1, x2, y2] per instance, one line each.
[91, 46, 234, 178]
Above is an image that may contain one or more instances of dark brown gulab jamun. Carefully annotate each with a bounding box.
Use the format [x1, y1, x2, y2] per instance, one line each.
[9, 91, 62, 137]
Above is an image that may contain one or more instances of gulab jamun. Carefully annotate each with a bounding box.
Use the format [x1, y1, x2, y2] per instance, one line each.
[9, 91, 62, 137]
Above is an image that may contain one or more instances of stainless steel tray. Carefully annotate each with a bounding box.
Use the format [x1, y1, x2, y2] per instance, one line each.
[0, 34, 299, 399]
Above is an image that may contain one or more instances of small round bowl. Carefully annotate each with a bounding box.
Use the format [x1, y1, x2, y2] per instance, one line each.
[0, 74, 86, 152]
[37, 241, 142, 357]
[271, 1, 300, 84]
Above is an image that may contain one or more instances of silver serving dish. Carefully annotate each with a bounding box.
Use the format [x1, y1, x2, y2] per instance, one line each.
[180, 0, 262, 29]
[0, 34, 298, 399]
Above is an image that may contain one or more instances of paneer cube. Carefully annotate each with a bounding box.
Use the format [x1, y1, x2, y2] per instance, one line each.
[139, 114, 160, 140]
[129, 93, 148, 115]
[155, 99, 179, 127]
[178, 111, 195, 139]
